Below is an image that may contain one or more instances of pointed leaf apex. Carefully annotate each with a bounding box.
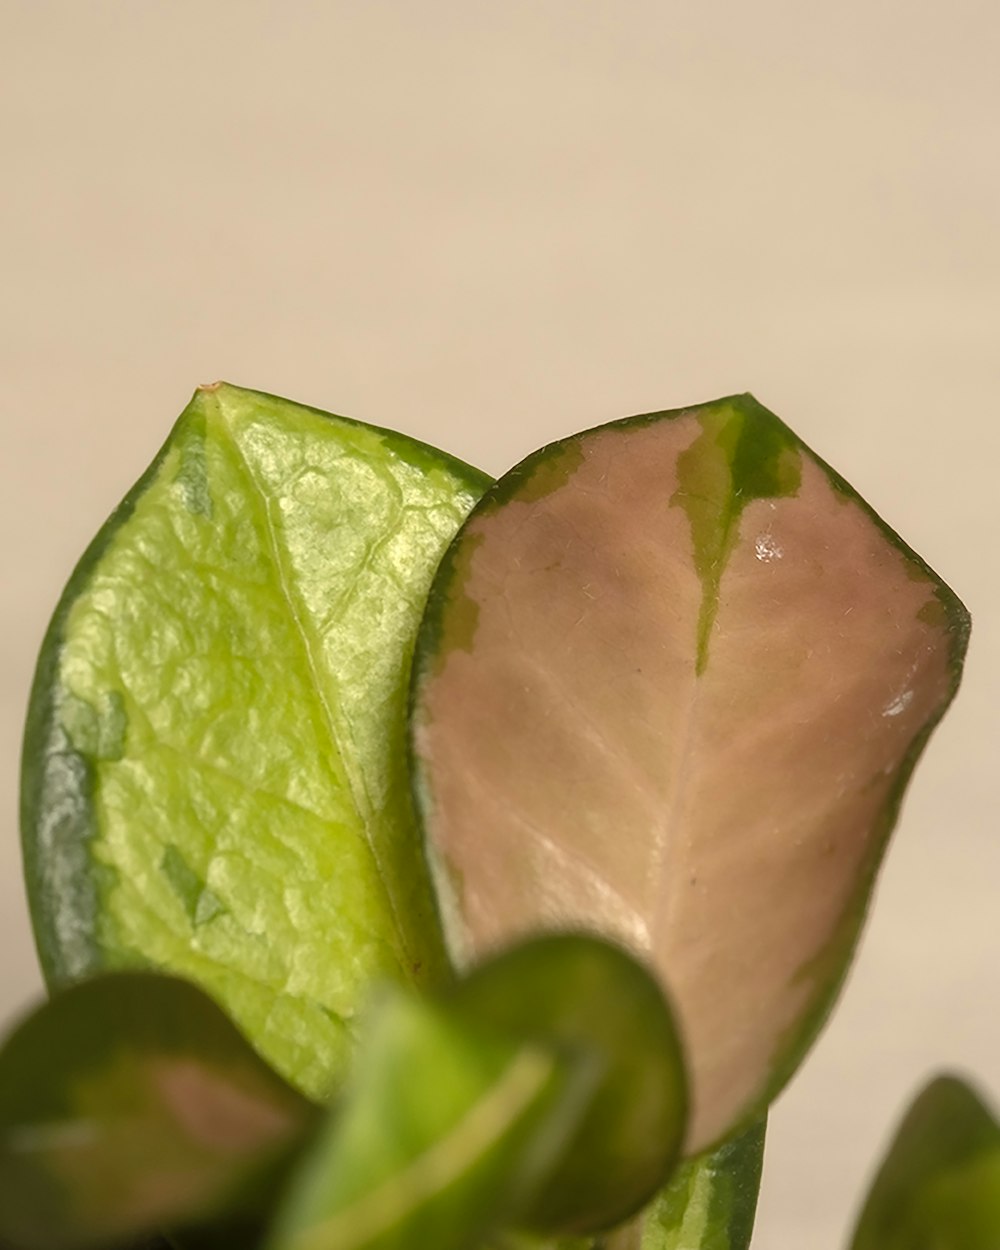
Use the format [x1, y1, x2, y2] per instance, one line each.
[412, 395, 969, 1150]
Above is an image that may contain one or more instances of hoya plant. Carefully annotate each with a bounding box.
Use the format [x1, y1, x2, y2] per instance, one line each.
[2, 383, 992, 1249]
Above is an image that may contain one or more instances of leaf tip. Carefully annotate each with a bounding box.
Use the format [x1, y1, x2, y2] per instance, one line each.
[187, 379, 246, 421]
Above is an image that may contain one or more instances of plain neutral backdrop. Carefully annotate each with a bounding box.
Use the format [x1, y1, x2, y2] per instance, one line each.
[2, 4, 997, 1247]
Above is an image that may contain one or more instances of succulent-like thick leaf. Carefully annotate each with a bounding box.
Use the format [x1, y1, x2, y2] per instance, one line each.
[450, 935, 687, 1234]
[265, 987, 581, 1250]
[490, 1117, 763, 1250]
[0, 973, 318, 1250]
[269, 935, 686, 1250]
[605, 1120, 765, 1250]
[523, 1123, 765, 1250]
[850, 1076, 1000, 1250]
[21, 383, 490, 1098]
[411, 394, 969, 1150]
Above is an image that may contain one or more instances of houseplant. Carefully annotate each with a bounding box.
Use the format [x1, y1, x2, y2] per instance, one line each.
[3, 383, 993, 1249]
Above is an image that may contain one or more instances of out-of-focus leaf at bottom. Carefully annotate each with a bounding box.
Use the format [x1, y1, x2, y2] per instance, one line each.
[268, 935, 688, 1250]
[265, 988, 584, 1250]
[164, 1221, 267, 1250]
[644, 1121, 764, 1250]
[850, 1075, 1000, 1250]
[0, 974, 318, 1250]
[596, 1120, 764, 1250]
[487, 1234, 597, 1250]
[450, 935, 687, 1235]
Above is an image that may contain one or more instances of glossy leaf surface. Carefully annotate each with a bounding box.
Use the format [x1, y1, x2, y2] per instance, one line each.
[0, 973, 318, 1250]
[21, 383, 489, 1099]
[851, 1076, 1000, 1250]
[450, 935, 687, 1233]
[608, 1120, 765, 1250]
[411, 394, 969, 1150]
[266, 988, 578, 1250]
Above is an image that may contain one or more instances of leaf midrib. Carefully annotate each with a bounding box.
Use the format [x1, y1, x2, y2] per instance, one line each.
[218, 408, 408, 970]
[289, 1047, 554, 1250]
[649, 420, 747, 952]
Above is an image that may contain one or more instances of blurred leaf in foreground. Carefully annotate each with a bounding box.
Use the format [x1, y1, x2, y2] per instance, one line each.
[450, 935, 687, 1235]
[268, 935, 687, 1250]
[851, 1075, 1000, 1250]
[0, 973, 318, 1250]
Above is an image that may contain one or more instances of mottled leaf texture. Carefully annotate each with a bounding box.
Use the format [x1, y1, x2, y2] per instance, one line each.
[266, 988, 577, 1250]
[411, 393, 969, 1152]
[21, 383, 490, 1100]
[486, 1117, 763, 1250]
[485, 1119, 763, 1250]
[608, 1121, 765, 1250]
[449, 935, 687, 1234]
[0, 973, 318, 1250]
[851, 1076, 1000, 1250]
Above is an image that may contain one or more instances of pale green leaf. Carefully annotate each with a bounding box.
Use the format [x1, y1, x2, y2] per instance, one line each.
[21, 383, 489, 1099]
[268, 934, 687, 1249]
[266, 988, 580, 1250]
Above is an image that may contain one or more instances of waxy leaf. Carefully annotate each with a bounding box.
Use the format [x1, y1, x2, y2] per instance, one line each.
[489, 1117, 763, 1250]
[0, 973, 318, 1250]
[850, 1076, 1000, 1250]
[411, 393, 969, 1151]
[266, 988, 582, 1250]
[450, 935, 687, 1234]
[269, 935, 687, 1250]
[609, 1120, 765, 1250]
[21, 383, 489, 1098]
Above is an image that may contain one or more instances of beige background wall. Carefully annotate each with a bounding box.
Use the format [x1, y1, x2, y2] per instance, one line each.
[2, 3, 997, 1246]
